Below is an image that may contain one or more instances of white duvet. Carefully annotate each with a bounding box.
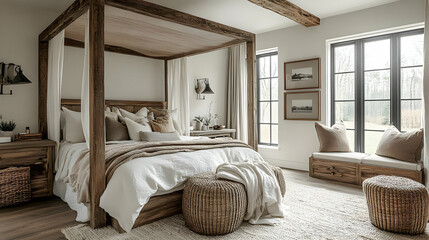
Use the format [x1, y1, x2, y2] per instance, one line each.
[54, 137, 264, 232]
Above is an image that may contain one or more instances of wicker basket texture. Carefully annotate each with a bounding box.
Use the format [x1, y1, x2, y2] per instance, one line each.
[0, 167, 31, 208]
[363, 175, 429, 234]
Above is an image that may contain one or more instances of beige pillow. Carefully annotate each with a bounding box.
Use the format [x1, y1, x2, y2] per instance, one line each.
[150, 115, 176, 133]
[61, 107, 85, 143]
[140, 131, 181, 142]
[315, 122, 351, 152]
[106, 117, 129, 141]
[148, 108, 182, 135]
[124, 117, 152, 141]
[376, 126, 423, 163]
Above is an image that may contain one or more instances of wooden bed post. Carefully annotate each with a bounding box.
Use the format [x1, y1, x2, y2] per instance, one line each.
[246, 36, 258, 150]
[89, 0, 106, 228]
[39, 40, 49, 139]
[164, 60, 168, 108]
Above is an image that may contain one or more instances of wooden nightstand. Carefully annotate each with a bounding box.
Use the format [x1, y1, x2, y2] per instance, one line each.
[0, 140, 56, 198]
[190, 129, 237, 139]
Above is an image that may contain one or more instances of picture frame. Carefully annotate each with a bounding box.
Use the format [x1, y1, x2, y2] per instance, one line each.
[284, 58, 320, 90]
[284, 91, 320, 121]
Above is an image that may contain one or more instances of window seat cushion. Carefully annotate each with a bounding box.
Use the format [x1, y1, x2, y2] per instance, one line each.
[362, 154, 422, 171]
[312, 152, 368, 164]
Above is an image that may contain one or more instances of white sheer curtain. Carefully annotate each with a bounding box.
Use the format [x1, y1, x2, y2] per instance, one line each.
[168, 58, 190, 136]
[227, 43, 248, 142]
[81, 16, 90, 148]
[423, 0, 429, 187]
[47, 30, 65, 171]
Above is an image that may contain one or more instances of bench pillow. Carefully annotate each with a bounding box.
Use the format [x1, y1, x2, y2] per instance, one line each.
[315, 122, 351, 152]
[376, 126, 423, 163]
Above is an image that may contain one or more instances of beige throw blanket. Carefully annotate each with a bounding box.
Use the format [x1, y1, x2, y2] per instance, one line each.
[66, 139, 250, 203]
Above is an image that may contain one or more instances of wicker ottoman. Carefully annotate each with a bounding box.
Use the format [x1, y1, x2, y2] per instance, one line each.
[363, 175, 429, 234]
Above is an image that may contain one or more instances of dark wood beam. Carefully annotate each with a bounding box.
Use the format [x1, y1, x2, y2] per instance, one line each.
[246, 38, 258, 150]
[40, 0, 89, 41]
[89, 0, 106, 229]
[105, 0, 254, 41]
[64, 38, 167, 60]
[248, 0, 320, 27]
[165, 39, 247, 60]
[38, 41, 49, 139]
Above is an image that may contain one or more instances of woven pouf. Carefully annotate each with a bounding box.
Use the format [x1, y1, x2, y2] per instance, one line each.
[182, 172, 247, 235]
[363, 175, 429, 234]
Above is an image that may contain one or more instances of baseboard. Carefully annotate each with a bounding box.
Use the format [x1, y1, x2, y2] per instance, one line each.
[263, 157, 308, 172]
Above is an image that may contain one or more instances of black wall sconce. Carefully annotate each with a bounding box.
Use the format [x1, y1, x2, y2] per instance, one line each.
[195, 78, 214, 100]
[0, 62, 31, 95]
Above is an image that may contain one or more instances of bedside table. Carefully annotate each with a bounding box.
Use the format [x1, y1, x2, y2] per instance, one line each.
[190, 129, 237, 139]
[0, 140, 56, 198]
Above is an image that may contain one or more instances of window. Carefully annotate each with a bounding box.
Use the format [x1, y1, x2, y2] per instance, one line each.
[331, 29, 423, 153]
[257, 51, 278, 146]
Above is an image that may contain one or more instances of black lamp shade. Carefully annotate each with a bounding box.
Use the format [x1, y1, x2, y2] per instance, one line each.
[4, 65, 31, 85]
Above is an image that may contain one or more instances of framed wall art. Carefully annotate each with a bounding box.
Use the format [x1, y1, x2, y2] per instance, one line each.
[284, 91, 320, 121]
[284, 58, 320, 90]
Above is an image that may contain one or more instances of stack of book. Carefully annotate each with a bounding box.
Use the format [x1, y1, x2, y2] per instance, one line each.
[16, 133, 42, 141]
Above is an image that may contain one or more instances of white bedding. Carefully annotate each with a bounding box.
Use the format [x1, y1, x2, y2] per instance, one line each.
[54, 137, 264, 232]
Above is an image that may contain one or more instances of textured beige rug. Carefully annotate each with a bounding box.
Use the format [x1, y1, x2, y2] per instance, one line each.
[62, 172, 429, 240]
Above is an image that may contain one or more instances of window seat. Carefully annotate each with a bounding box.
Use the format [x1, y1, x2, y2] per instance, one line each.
[309, 152, 423, 185]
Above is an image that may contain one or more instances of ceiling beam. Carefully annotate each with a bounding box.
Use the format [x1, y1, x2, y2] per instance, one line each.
[64, 38, 167, 60]
[105, 0, 254, 41]
[248, 0, 320, 27]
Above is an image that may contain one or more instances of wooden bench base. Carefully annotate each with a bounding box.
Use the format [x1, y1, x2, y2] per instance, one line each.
[309, 157, 423, 186]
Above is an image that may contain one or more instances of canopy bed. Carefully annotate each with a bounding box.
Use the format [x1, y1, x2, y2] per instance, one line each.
[38, 0, 258, 232]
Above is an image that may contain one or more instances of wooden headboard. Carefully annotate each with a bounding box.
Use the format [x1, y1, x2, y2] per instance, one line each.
[61, 99, 167, 113]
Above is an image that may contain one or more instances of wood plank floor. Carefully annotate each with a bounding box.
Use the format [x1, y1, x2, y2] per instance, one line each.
[0, 169, 362, 240]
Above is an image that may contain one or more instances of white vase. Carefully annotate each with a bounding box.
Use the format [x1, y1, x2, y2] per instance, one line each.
[202, 125, 209, 131]
[195, 121, 202, 131]
[1, 131, 14, 139]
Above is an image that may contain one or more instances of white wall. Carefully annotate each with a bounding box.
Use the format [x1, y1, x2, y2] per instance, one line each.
[256, 0, 426, 171]
[187, 49, 229, 126]
[62, 46, 165, 101]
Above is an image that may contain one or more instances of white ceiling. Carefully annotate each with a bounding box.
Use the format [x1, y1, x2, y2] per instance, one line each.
[6, 0, 399, 33]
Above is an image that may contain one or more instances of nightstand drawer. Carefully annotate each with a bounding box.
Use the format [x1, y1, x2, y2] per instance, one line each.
[0, 148, 47, 169]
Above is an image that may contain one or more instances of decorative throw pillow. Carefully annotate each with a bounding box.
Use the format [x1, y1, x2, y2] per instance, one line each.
[61, 107, 85, 143]
[315, 122, 351, 152]
[124, 117, 152, 141]
[376, 126, 423, 163]
[140, 131, 181, 142]
[148, 108, 182, 135]
[105, 110, 118, 121]
[150, 115, 176, 133]
[105, 116, 129, 141]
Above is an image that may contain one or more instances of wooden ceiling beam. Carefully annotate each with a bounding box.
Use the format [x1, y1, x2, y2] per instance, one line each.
[248, 0, 320, 27]
[40, 0, 89, 41]
[105, 0, 254, 41]
[64, 38, 167, 60]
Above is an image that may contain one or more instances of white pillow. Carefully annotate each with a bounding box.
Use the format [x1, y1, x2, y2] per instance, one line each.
[120, 107, 148, 120]
[124, 117, 152, 141]
[61, 107, 85, 143]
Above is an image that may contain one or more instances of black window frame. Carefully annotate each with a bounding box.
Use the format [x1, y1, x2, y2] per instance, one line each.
[257, 51, 279, 146]
[331, 28, 424, 152]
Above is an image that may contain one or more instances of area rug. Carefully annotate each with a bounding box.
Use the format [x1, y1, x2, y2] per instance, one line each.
[62, 172, 429, 240]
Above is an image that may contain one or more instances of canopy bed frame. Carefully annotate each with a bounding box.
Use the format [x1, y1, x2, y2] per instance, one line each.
[38, 0, 257, 231]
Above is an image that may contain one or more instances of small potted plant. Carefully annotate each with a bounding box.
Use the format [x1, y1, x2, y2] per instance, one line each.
[202, 115, 215, 131]
[0, 121, 16, 139]
[193, 116, 204, 131]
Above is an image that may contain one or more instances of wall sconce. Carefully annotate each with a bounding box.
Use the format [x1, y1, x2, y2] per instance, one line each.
[0, 62, 31, 95]
[195, 78, 214, 100]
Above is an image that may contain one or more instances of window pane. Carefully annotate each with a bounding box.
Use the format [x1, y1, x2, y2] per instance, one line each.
[271, 78, 278, 100]
[272, 125, 278, 145]
[364, 39, 390, 70]
[401, 100, 422, 131]
[335, 102, 355, 129]
[259, 102, 270, 123]
[271, 55, 278, 77]
[335, 73, 354, 100]
[335, 45, 355, 73]
[347, 130, 355, 152]
[259, 57, 270, 78]
[259, 79, 270, 101]
[365, 101, 390, 130]
[365, 131, 384, 154]
[271, 102, 278, 124]
[260, 124, 270, 144]
[364, 70, 390, 100]
[401, 34, 423, 67]
[401, 67, 423, 99]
